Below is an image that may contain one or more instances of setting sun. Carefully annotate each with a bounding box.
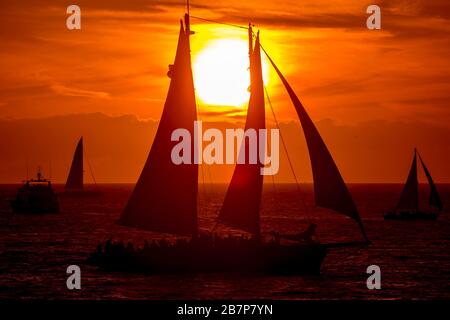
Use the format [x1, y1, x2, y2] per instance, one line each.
[193, 39, 268, 107]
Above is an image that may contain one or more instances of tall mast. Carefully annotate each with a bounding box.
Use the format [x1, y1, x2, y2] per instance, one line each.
[185, 15, 190, 34]
[414, 148, 419, 211]
[248, 23, 253, 67]
[185, 1, 190, 34]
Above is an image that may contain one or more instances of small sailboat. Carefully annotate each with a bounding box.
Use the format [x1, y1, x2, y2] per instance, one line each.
[62, 137, 101, 197]
[384, 148, 443, 220]
[10, 168, 60, 214]
[90, 8, 368, 274]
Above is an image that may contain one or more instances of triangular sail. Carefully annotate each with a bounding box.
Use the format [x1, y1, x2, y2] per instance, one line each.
[118, 19, 198, 235]
[217, 32, 265, 237]
[264, 52, 368, 242]
[418, 152, 443, 211]
[396, 150, 419, 211]
[65, 137, 83, 190]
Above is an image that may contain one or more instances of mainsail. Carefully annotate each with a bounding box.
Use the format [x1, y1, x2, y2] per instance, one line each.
[119, 17, 198, 235]
[418, 152, 443, 211]
[264, 52, 369, 242]
[217, 31, 265, 237]
[396, 150, 419, 211]
[65, 137, 83, 190]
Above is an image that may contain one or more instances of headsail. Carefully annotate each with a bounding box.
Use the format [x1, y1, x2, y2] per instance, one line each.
[65, 137, 83, 190]
[396, 150, 419, 211]
[217, 31, 265, 237]
[264, 51, 369, 242]
[418, 152, 443, 211]
[118, 17, 198, 235]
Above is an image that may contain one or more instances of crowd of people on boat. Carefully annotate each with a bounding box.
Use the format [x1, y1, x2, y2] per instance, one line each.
[89, 224, 319, 270]
[90, 234, 260, 261]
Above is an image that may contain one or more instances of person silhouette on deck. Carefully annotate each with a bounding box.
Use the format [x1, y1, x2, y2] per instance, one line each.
[272, 223, 318, 243]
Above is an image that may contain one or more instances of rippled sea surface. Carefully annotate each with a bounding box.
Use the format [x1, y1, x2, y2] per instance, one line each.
[0, 183, 449, 300]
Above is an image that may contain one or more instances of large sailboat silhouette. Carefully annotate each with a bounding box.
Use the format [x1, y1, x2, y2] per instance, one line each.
[90, 9, 369, 274]
[384, 148, 443, 220]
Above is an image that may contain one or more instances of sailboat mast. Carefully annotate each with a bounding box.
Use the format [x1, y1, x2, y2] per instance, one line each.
[248, 23, 253, 67]
[414, 148, 419, 211]
[185, 0, 191, 35]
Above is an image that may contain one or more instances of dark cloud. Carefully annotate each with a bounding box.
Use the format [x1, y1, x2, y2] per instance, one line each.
[2, 0, 449, 35]
[379, 0, 450, 20]
[224, 11, 364, 29]
[301, 77, 369, 97]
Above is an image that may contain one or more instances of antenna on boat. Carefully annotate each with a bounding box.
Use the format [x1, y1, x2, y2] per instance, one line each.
[187, 0, 190, 15]
[26, 158, 29, 181]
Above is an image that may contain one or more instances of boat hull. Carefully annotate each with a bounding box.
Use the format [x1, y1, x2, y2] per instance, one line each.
[383, 211, 439, 220]
[10, 185, 60, 214]
[89, 242, 328, 275]
[10, 198, 59, 214]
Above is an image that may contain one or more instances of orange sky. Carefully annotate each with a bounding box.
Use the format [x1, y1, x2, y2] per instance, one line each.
[0, 0, 449, 183]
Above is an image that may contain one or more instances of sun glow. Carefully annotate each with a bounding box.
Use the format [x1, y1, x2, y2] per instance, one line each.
[193, 39, 269, 107]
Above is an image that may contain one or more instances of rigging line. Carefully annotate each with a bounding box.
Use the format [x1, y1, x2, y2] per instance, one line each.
[252, 32, 271, 60]
[263, 85, 310, 218]
[195, 101, 221, 233]
[206, 162, 216, 197]
[270, 170, 277, 207]
[200, 163, 207, 197]
[194, 99, 210, 209]
[84, 147, 99, 189]
[189, 15, 249, 30]
[195, 105, 205, 188]
[193, 75, 214, 222]
[207, 166, 222, 225]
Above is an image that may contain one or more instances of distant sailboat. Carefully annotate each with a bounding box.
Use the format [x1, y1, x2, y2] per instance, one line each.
[65, 137, 83, 190]
[63, 137, 101, 197]
[384, 148, 443, 220]
[89, 8, 369, 274]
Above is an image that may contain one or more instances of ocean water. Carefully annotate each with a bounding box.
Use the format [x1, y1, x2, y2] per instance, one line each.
[0, 183, 449, 300]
